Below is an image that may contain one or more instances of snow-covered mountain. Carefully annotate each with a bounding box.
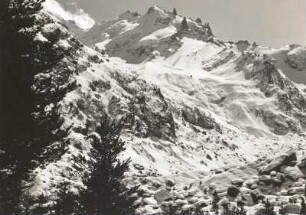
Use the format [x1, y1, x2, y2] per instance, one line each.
[9, 3, 306, 214]
[76, 6, 306, 136]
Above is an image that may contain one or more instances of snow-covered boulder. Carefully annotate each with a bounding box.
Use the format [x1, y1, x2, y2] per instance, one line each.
[154, 189, 171, 203]
[231, 178, 244, 187]
[242, 193, 255, 206]
[282, 166, 304, 180]
[219, 197, 230, 206]
[175, 199, 188, 206]
[258, 175, 271, 184]
[143, 197, 158, 205]
[259, 150, 297, 174]
[284, 204, 301, 214]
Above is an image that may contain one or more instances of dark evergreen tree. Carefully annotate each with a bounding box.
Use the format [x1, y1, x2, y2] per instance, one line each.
[204, 23, 213, 36]
[304, 181, 306, 198]
[212, 190, 220, 212]
[0, 1, 45, 213]
[0, 0, 76, 213]
[173, 8, 178, 16]
[236, 201, 246, 215]
[263, 199, 275, 215]
[181, 17, 189, 30]
[221, 202, 229, 215]
[279, 203, 286, 215]
[301, 198, 306, 215]
[78, 116, 134, 215]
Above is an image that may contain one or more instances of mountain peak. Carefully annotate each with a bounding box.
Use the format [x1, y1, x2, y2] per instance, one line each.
[146, 6, 166, 14]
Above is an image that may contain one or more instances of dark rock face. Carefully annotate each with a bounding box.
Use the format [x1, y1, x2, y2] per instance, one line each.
[298, 157, 306, 175]
[165, 179, 175, 187]
[259, 150, 297, 175]
[227, 186, 240, 197]
[182, 106, 216, 130]
[236, 53, 306, 135]
[115, 72, 176, 140]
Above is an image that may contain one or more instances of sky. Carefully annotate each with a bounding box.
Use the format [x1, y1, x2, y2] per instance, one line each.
[57, 0, 306, 48]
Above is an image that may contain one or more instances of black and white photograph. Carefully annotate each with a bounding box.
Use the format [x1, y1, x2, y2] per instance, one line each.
[0, 0, 306, 214]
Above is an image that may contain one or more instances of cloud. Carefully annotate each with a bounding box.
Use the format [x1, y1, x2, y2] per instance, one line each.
[43, 0, 95, 30]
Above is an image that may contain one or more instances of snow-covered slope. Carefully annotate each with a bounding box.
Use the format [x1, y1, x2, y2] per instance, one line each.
[254, 45, 306, 85]
[79, 6, 306, 137]
[22, 4, 306, 215]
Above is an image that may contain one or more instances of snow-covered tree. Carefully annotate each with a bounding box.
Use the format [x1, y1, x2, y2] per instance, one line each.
[78, 116, 134, 215]
[0, 0, 75, 213]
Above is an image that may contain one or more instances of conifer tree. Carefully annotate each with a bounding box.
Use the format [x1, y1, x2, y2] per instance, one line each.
[78, 116, 134, 215]
[278, 203, 286, 215]
[0, 0, 75, 213]
[301, 198, 306, 215]
[263, 199, 275, 215]
[212, 191, 220, 212]
[236, 201, 246, 215]
[0, 1, 46, 213]
[304, 181, 306, 198]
